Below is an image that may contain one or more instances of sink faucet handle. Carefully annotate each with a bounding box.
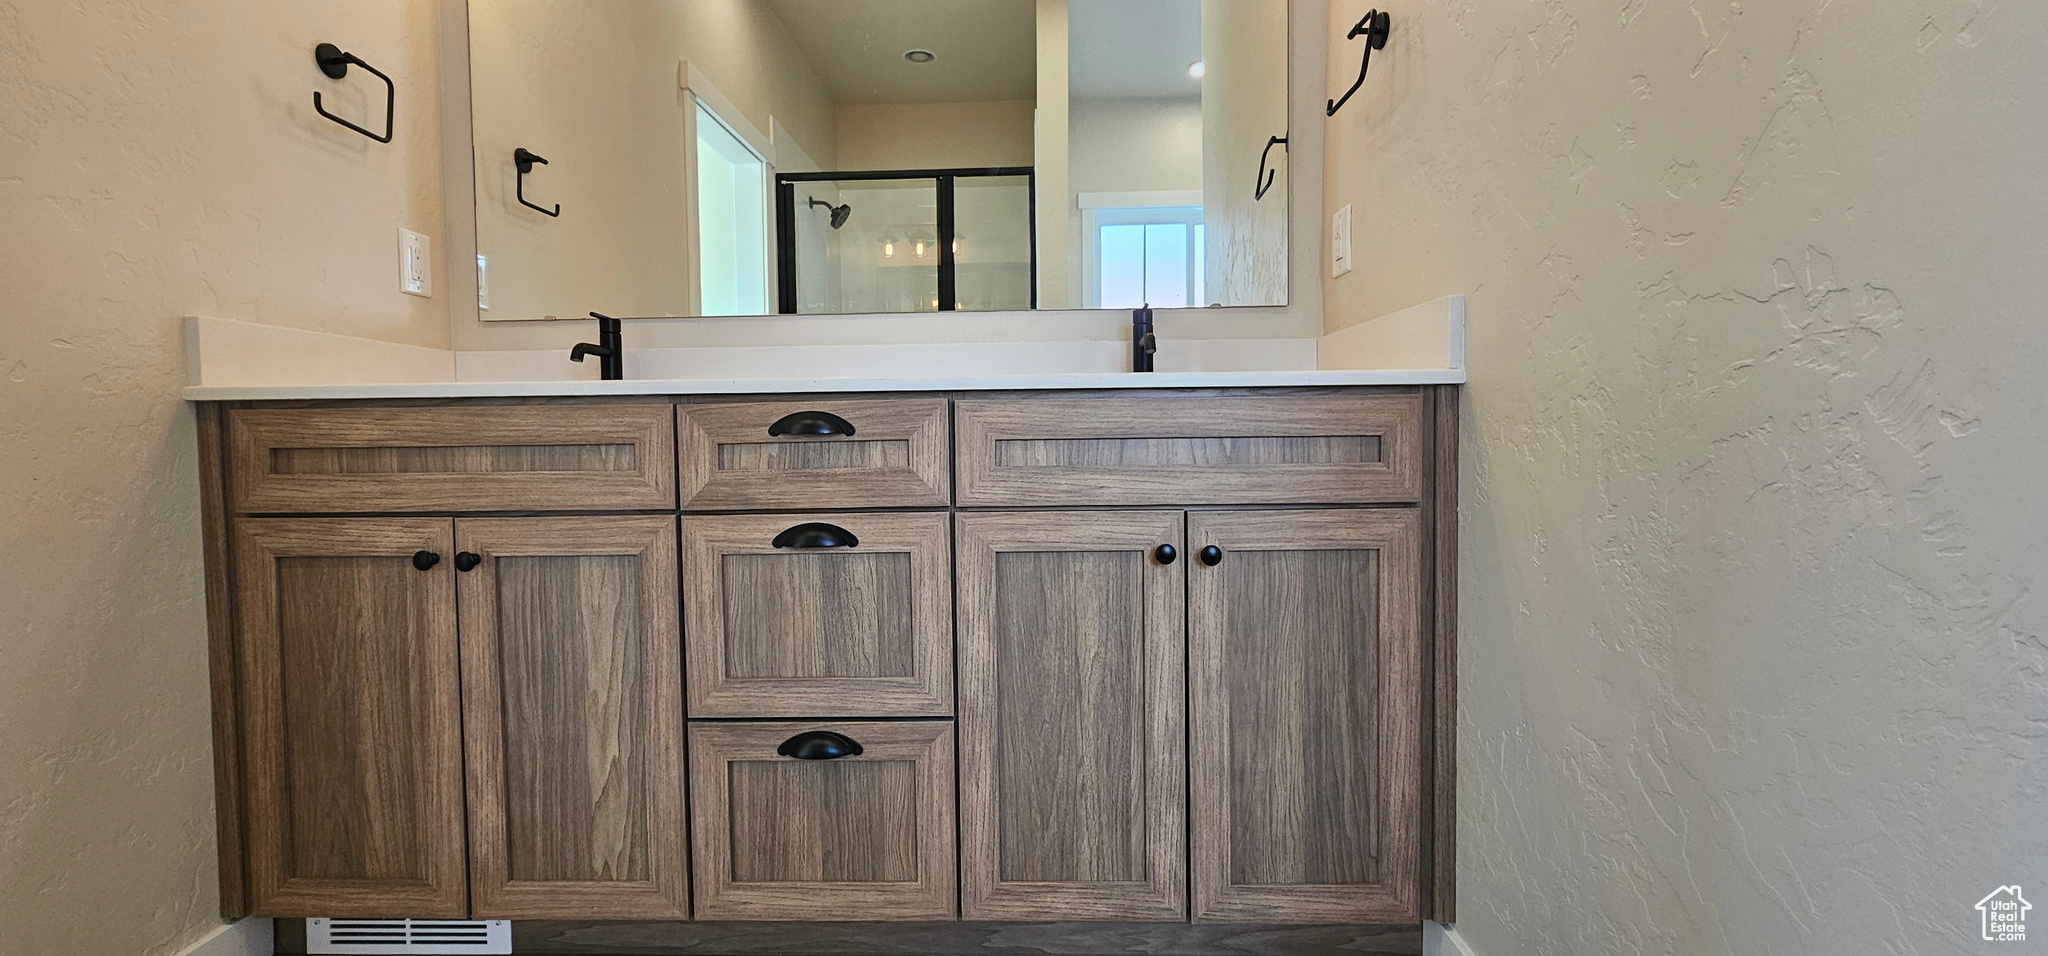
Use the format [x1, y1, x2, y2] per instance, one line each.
[1132, 306, 1156, 373]
[572, 312, 625, 380]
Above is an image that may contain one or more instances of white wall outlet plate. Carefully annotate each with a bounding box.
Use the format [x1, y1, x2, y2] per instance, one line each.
[1332, 203, 1354, 277]
[398, 227, 432, 297]
[476, 254, 489, 310]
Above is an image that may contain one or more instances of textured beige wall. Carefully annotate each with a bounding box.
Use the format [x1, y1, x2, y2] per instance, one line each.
[1324, 0, 2048, 951]
[1033, 0, 1072, 310]
[834, 100, 1036, 170]
[0, 0, 448, 952]
[1069, 98, 1203, 195]
[1200, 0, 1289, 306]
[469, 0, 836, 321]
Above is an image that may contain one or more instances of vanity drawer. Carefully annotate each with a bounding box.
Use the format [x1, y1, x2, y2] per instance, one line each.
[678, 399, 950, 510]
[689, 720, 957, 921]
[227, 404, 676, 514]
[682, 512, 952, 717]
[955, 392, 1425, 506]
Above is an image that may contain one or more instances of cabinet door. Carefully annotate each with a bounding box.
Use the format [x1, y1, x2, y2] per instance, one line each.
[1188, 509, 1423, 923]
[956, 511, 1186, 920]
[234, 518, 466, 917]
[457, 517, 686, 918]
[682, 512, 952, 717]
[689, 720, 956, 920]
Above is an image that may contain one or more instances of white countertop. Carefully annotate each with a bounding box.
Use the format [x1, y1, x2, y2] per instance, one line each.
[178, 297, 1468, 401]
[180, 367, 1463, 402]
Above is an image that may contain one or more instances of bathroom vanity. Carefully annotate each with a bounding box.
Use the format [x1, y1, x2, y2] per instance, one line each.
[189, 381, 1459, 939]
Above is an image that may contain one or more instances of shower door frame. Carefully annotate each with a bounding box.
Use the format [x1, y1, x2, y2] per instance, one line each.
[774, 166, 1038, 314]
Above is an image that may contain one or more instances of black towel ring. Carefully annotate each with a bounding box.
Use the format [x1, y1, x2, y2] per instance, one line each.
[1326, 10, 1392, 117]
[312, 43, 394, 143]
[1255, 135, 1287, 201]
[514, 148, 561, 217]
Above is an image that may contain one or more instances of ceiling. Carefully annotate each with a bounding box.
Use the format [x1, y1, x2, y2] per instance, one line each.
[1068, 0, 1203, 101]
[766, 0, 1039, 105]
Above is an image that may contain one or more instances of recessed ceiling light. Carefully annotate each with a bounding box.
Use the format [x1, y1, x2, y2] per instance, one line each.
[1187, 60, 1206, 78]
[904, 49, 936, 63]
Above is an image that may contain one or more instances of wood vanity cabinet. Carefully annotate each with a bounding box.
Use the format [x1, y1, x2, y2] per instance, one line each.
[196, 386, 1457, 931]
[228, 513, 686, 919]
[231, 517, 468, 918]
[681, 511, 953, 717]
[455, 517, 687, 919]
[687, 720, 957, 920]
[955, 510, 1187, 921]
[1187, 509, 1424, 922]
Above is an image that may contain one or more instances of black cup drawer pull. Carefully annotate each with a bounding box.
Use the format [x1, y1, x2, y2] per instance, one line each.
[777, 731, 864, 760]
[767, 410, 856, 437]
[772, 522, 860, 550]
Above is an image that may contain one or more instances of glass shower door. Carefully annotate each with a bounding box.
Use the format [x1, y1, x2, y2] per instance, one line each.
[952, 175, 1033, 312]
[778, 169, 1035, 314]
[786, 178, 941, 314]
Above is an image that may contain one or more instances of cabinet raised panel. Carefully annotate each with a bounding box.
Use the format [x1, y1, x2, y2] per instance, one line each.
[688, 721, 956, 920]
[682, 512, 952, 717]
[679, 400, 950, 510]
[233, 518, 467, 917]
[956, 511, 1187, 920]
[457, 516, 687, 918]
[228, 404, 677, 514]
[955, 393, 1425, 507]
[1188, 509, 1424, 923]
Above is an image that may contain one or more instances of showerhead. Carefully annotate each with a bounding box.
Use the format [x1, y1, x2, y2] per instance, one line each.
[808, 197, 852, 229]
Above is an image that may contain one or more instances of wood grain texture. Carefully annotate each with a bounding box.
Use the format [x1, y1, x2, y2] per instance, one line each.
[228, 404, 676, 513]
[234, 518, 467, 917]
[728, 760, 921, 883]
[992, 435, 1381, 467]
[507, 919, 1424, 954]
[956, 511, 1187, 921]
[1188, 510, 1423, 923]
[683, 513, 952, 717]
[1428, 387, 1459, 924]
[458, 516, 687, 919]
[195, 403, 248, 918]
[680, 400, 950, 510]
[723, 552, 916, 679]
[689, 720, 956, 920]
[955, 393, 1424, 507]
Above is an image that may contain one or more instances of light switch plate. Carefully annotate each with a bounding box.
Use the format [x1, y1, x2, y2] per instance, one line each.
[1332, 204, 1354, 277]
[476, 254, 489, 310]
[398, 227, 432, 297]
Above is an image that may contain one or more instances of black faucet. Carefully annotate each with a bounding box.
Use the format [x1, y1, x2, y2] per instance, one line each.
[570, 312, 623, 380]
[1132, 306, 1156, 373]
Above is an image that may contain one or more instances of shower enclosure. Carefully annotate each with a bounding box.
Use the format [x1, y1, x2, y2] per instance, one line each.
[775, 167, 1036, 314]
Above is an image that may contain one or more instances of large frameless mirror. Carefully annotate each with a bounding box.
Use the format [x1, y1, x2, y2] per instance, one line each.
[468, 0, 1289, 319]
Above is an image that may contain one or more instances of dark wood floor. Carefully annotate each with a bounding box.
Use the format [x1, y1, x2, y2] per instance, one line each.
[275, 919, 1424, 956]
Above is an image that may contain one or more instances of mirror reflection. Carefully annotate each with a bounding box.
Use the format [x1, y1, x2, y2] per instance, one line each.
[469, 0, 1289, 319]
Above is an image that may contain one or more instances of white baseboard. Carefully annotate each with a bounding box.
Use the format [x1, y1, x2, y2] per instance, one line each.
[175, 919, 273, 956]
[1425, 921, 1481, 956]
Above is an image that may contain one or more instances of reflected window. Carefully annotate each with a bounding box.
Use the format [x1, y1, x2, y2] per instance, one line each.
[1088, 206, 1205, 309]
[696, 102, 768, 316]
